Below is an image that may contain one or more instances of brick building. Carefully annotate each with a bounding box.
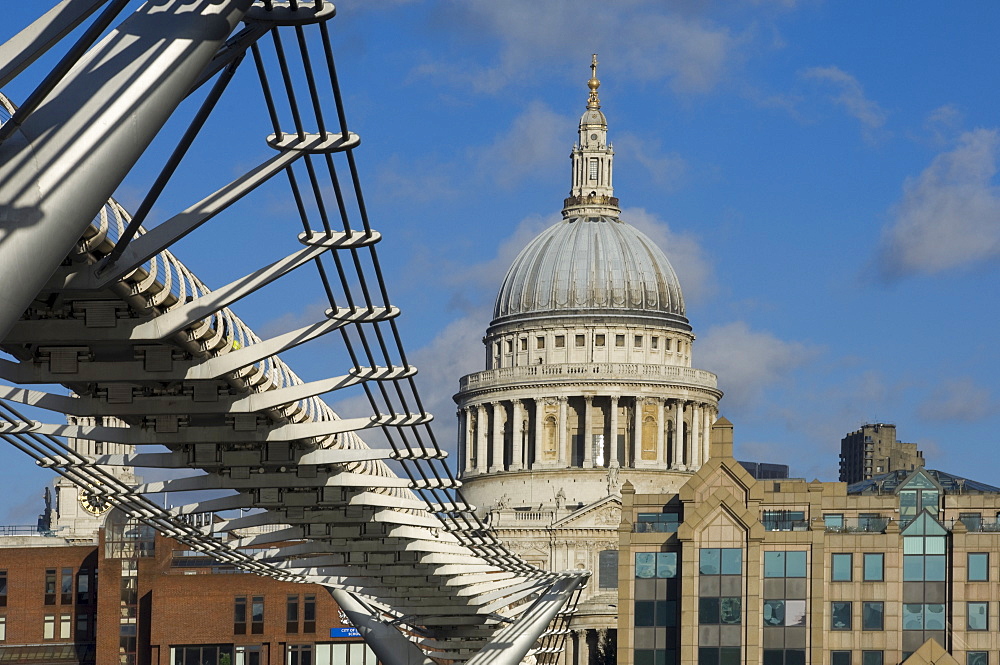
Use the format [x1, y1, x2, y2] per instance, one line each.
[0, 510, 375, 665]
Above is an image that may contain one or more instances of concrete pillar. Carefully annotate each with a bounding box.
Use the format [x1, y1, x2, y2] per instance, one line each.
[533, 399, 545, 468]
[489, 402, 504, 472]
[582, 396, 594, 468]
[608, 395, 620, 468]
[691, 403, 703, 471]
[703, 406, 714, 463]
[575, 630, 587, 665]
[672, 400, 684, 470]
[655, 398, 666, 468]
[460, 408, 471, 475]
[558, 397, 569, 467]
[476, 404, 488, 474]
[633, 397, 643, 468]
[510, 400, 524, 471]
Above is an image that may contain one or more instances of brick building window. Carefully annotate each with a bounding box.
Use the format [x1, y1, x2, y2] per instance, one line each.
[45, 569, 56, 605]
[287, 595, 299, 633]
[0, 616, 4, 641]
[60, 614, 71, 639]
[251, 596, 264, 634]
[0, 570, 6, 607]
[234, 596, 247, 635]
[61, 569, 73, 605]
[288, 644, 313, 665]
[76, 613, 90, 641]
[303, 595, 316, 634]
[43, 615, 55, 640]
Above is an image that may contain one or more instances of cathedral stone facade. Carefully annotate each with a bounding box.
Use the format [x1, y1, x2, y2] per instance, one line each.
[455, 57, 722, 665]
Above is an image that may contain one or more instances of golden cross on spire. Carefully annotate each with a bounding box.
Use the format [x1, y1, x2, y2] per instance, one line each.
[587, 53, 601, 109]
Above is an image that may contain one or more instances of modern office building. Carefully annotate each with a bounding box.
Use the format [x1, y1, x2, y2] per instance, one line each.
[619, 418, 1000, 665]
[455, 57, 721, 665]
[840, 424, 925, 484]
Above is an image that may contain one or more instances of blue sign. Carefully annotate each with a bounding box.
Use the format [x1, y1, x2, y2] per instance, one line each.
[330, 627, 362, 638]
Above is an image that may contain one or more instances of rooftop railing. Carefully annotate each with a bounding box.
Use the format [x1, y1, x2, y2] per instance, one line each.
[460, 362, 718, 392]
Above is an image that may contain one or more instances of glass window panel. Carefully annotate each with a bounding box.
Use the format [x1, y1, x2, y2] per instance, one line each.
[721, 549, 742, 575]
[900, 491, 918, 517]
[968, 553, 989, 581]
[658, 600, 677, 627]
[925, 556, 946, 581]
[636, 553, 656, 579]
[832, 554, 852, 581]
[785, 600, 807, 627]
[824, 514, 845, 528]
[719, 648, 740, 665]
[925, 537, 946, 555]
[699, 648, 717, 665]
[863, 602, 884, 630]
[636, 601, 655, 627]
[700, 549, 720, 575]
[636, 651, 655, 665]
[762, 600, 784, 627]
[863, 553, 884, 581]
[925, 604, 946, 630]
[903, 556, 923, 581]
[903, 537, 923, 555]
[968, 602, 988, 631]
[763, 552, 784, 578]
[786, 650, 806, 665]
[719, 597, 741, 625]
[831, 602, 852, 630]
[656, 552, 677, 579]
[903, 604, 924, 630]
[920, 490, 939, 513]
[786, 551, 807, 578]
[763, 651, 782, 665]
[699, 598, 720, 624]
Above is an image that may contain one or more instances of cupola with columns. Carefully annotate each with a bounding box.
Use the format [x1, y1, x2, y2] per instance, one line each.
[455, 56, 722, 503]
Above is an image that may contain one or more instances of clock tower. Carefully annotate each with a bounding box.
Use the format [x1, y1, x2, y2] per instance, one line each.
[51, 415, 137, 540]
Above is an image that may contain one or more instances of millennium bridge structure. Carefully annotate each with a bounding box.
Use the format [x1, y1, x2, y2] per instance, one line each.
[0, 2, 588, 664]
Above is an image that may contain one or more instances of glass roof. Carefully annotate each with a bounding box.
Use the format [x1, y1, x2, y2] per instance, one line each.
[848, 468, 1000, 495]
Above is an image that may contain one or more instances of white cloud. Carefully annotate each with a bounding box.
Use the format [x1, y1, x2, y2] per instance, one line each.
[918, 377, 996, 423]
[427, 1, 739, 95]
[801, 66, 887, 138]
[697, 321, 819, 411]
[614, 133, 688, 191]
[372, 154, 460, 203]
[878, 128, 1000, 278]
[923, 104, 963, 146]
[474, 102, 571, 187]
[623, 207, 715, 303]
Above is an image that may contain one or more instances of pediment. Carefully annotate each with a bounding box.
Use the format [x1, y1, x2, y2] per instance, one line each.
[900, 639, 958, 665]
[551, 495, 622, 529]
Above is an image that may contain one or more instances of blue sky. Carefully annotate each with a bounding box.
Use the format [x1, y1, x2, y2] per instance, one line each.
[2, 1, 1000, 521]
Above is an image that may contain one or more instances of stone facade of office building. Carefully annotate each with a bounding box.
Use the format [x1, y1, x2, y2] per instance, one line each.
[618, 418, 1000, 665]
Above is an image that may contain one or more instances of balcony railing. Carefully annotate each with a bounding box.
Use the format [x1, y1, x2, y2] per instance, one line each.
[460, 362, 718, 392]
[824, 517, 889, 533]
[762, 520, 809, 532]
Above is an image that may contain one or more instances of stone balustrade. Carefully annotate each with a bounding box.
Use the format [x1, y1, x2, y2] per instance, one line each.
[459, 362, 718, 392]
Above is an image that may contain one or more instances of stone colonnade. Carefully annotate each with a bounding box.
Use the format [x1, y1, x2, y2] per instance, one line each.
[457, 395, 716, 475]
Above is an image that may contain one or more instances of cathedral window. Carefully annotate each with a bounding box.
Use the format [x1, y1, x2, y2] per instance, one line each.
[595, 334, 605, 347]
[598, 550, 618, 589]
[536, 336, 545, 349]
[651, 337, 659, 350]
[634, 335, 643, 348]
[505, 340, 512, 353]
[615, 334, 625, 347]
[575, 334, 585, 347]
[520, 338, 528, 351]
[554, 335, 565, 348]
[589, 158, 599, 180]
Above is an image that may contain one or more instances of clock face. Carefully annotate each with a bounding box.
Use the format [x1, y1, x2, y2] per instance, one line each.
[590, 133, 598, 140]
[79, 490, 111, 516]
